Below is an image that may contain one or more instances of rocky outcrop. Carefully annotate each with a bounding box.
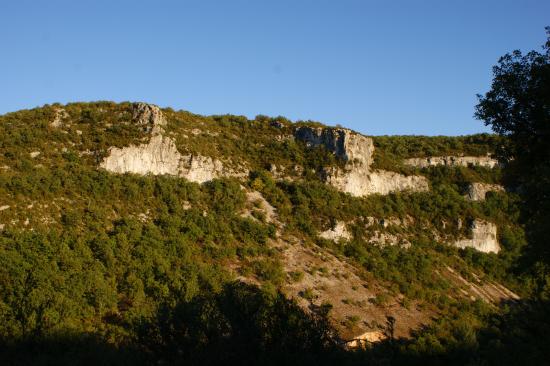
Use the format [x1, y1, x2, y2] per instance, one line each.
[179, 155, 231, 183]
[367, 231, 411, 248]
[294, 126, 373, 165]
[466, 182, 504, 201]
[322, 168, 428, 196]
[453, 219, 500, 253]
[132, 102, 166, 133]
[100, 134, 183, 176]
[404, 155, 499, 169]
[444, 266, 519, 303]
[319, 221, 352, 242]
[50, 108, 69, 128]
[346, 331, 386, 348]
[100, 103, 244, 183]
[364, 171, 427, 196]
[295, 127, 428, 196]
[379, 216, 414, 228]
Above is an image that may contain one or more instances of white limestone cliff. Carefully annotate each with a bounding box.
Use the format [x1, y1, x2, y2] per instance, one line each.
[294, 126, 428, 196]
[404, 155, 499, 169]
[453, 219, 500, 253]
[100, 103, 244, 183]
[179, 155, 230, 183]
[100, 133, 182, 176]
[294, 126, 374, 165]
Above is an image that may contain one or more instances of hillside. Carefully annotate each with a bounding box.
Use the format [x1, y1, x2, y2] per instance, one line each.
[0, 102, 532, 365]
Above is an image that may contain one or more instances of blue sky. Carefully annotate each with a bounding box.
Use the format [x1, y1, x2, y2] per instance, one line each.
[1, 0, 548, 135]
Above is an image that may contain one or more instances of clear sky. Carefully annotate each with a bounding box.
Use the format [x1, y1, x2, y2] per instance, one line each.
[1, 0, 548, 135]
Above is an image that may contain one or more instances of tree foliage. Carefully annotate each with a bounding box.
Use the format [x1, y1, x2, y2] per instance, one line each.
[476, 27, 550, 298]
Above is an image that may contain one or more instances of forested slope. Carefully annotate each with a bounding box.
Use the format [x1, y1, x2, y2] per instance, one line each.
[0, 101, 546, 365]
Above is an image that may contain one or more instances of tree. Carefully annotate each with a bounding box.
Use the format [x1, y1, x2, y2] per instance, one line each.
[475, 27, 550, 163]
[475, 27, 550, 297]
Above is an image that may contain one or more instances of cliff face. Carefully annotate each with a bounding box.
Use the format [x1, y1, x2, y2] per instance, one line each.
[294, 126, 428, 196]
[100, 103, 244, 183]
[453, 219, 500, 253]
[294, 126, 374, 165]
[100, 134, 182, 176]
[404, 155, 499, 169]
[466, 182, 505, 201]
[131, 102, 167, 133]
[321, 167, 429, 196]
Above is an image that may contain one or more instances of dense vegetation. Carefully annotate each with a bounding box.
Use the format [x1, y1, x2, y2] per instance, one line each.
[0, 111, 537, 365]
[476, 27, 550, 300]
[372, 134, 505, 173]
